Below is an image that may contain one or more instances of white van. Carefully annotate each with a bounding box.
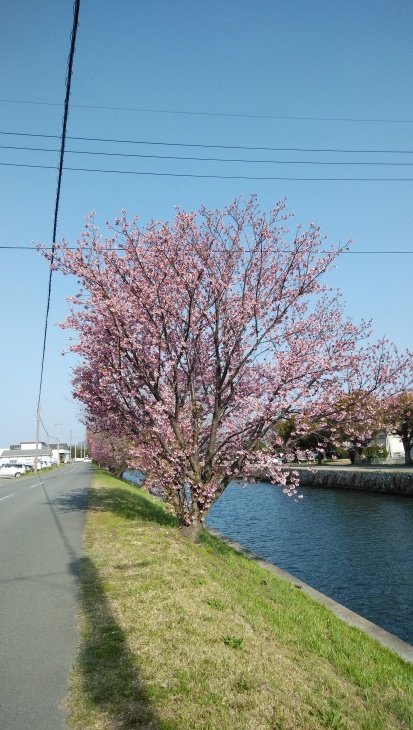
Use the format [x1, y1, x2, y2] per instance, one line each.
[0, 463, 28, 478]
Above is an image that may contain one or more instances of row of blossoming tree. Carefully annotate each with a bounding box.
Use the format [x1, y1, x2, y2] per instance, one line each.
[41, 197, 413, 541]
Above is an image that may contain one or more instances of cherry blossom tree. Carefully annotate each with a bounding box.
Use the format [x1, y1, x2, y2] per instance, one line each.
[288, 362, 405, 465]
[87, 430, 131, 478]
[41, 196, 409, 541]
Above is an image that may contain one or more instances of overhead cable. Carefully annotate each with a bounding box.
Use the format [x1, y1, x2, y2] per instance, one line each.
[0, 98, 413, 124]
[2, 143, 413, 166]
[1, 245, 413, 254]
[36, 0, 80, 417]
[1, 129, 412, 155]
[1, 161, 413, 182]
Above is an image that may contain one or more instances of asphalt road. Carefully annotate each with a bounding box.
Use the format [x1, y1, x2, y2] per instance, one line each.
[0, 463, 91, 730]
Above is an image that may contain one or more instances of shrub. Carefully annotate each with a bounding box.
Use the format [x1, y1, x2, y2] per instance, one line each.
[364, 444, 389, 459]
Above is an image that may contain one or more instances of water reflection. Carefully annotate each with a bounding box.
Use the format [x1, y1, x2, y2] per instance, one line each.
[206, 482, 413, 645]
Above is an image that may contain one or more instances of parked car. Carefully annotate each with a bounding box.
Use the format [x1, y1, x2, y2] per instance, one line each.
[0, 463, 29, 478]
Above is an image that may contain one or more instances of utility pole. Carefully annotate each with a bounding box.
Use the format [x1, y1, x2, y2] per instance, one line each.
[35, 408, 40, 472]
[69, 430, 72, 463]
[55, 423, 61, 466]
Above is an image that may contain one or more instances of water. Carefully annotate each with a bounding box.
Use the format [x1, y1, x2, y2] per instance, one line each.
[124, 470, 145, 485]
[206, 482, 413, 645]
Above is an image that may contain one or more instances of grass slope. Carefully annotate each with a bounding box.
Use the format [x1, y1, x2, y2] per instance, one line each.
[67, 468, 413, 729]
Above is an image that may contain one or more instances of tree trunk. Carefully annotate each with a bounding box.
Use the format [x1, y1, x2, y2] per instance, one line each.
[402, 437, 413, 466]
[348, 448, 361, 465]
[110, 466, 125, 479]
[178, 517, 203, 543]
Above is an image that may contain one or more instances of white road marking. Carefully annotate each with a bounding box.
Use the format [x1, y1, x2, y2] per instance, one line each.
[0, 494, 14, 501]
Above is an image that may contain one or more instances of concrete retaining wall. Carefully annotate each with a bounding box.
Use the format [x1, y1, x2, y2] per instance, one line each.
[206, 526, 413, 663]
[289, 466, 413, 496]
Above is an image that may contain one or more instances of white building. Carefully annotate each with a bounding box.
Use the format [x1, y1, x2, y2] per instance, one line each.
[0, 441, 70, 467]
[371, 433, 405, 460]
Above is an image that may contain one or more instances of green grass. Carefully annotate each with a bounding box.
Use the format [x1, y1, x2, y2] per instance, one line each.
[67, 468, 413, 729]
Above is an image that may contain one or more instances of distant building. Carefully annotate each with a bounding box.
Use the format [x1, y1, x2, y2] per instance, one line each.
[0, 441, 70, 466]
[50, 443, 70, 464]
[370, 433, 405, 460]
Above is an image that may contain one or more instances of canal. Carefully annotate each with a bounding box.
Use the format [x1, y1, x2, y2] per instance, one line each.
[206, 481, 413, 645]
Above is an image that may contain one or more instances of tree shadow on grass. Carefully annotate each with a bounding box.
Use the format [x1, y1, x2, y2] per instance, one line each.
[93, 485, 178, 528]
[75, 556, 173, 729]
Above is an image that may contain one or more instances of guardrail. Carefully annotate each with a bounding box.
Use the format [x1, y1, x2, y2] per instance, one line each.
[368, 457, 405, 465]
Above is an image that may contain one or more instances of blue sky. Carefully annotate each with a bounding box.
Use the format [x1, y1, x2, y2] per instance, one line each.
[1, 0, 412, 448]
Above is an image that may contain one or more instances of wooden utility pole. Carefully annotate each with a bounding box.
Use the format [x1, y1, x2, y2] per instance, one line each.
[55, 423, 61, 466]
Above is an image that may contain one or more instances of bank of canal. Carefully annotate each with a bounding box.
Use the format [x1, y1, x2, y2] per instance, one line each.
[206, 478, 413, 646]
[290, 463, 413, 494]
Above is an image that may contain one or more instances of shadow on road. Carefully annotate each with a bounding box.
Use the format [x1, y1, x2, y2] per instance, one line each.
[52, 487, 90, 513]
[73, 556, 171, 729]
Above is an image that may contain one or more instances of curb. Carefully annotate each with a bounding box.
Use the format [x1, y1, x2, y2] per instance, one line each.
[206, 526, 413, 665]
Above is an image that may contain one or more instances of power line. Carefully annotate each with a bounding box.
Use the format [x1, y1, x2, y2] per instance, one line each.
[1, 98, 413, 124]
[36, 0, 80, 420]
[1, 130, 412, 155]
[2, 143, 413, 166]
[2, 161, 413, 181]
[2, 245, 413, 254]
[39, 413, 58, 442]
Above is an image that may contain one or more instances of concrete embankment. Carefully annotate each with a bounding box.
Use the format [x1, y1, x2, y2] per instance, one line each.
[287, 464, 413, 495]
[206, 526, 413, 663]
